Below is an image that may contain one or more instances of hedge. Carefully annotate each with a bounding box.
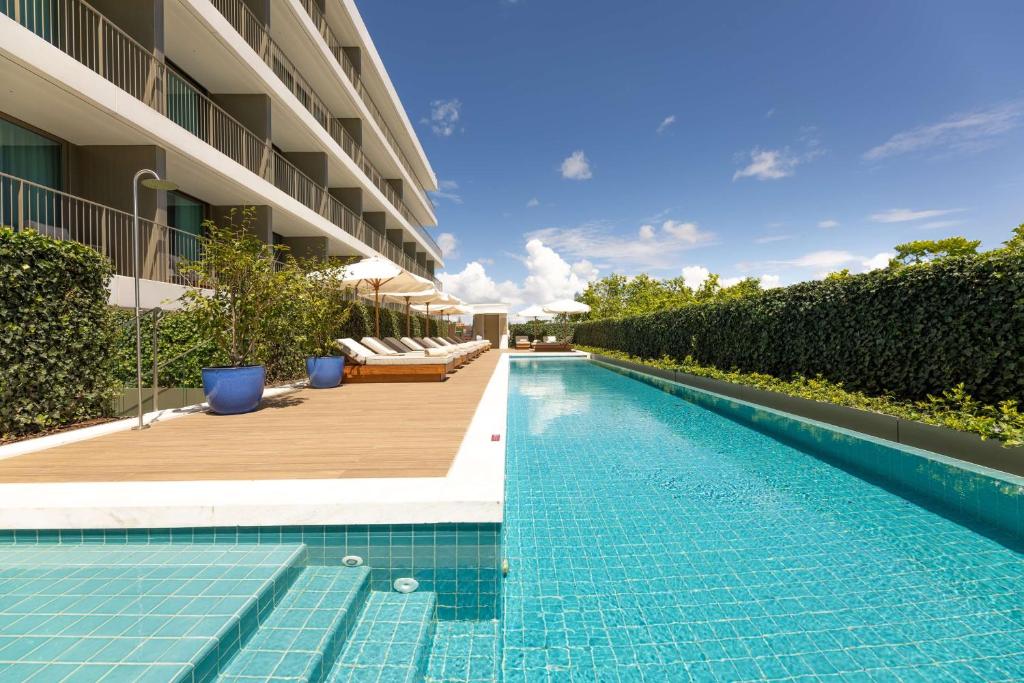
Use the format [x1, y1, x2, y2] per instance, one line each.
[110, 301, 452, 388]
[509, 322, 573, 341]
[574, 252, 1024, 404]
[1, 228, 117, 439]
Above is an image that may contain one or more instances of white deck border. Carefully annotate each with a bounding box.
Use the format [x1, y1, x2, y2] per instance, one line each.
[0, 358, 510, 529]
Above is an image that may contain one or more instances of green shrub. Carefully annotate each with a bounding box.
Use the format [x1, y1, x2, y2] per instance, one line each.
[509, 322, 572, 340]
[110, 308, 221, 388]
[577, 345, 1024, 446]
[575, 252, 1024, 404]
[1, 228, 117, 439]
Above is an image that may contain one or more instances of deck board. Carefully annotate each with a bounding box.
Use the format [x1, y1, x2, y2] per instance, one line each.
[0, 351, 500, 483]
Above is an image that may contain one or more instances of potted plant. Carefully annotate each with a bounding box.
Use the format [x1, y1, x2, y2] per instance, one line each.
[177, 208, 282, 414]
[299, 257, 352, 389]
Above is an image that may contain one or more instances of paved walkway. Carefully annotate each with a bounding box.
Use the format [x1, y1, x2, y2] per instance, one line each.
[0, 351, 500, 483]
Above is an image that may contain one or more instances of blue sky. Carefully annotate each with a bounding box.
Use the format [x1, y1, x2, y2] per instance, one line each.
[360, 0, 1024, 310]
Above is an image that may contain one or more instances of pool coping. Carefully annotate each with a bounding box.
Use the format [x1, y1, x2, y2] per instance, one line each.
[0, 357, 509, 529]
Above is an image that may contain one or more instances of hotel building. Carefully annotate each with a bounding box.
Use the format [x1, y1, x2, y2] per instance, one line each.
[0, 0, 442, 307]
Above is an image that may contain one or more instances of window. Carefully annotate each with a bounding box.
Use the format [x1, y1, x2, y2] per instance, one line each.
[167, 190, 205, 261]
[0, 115, 64, 231]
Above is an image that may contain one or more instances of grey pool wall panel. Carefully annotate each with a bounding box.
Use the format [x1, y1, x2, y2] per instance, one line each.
[591, 354, 1024, 475]
[591, 355, 1024, 542]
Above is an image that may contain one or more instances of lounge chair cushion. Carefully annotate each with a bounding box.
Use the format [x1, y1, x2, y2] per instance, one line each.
[361, 337, 398, 355]
[417, 337, 443, 348]
[383, 337, 413, 353]
[400, 337, 451, 358]
[338, 338, 374, 363]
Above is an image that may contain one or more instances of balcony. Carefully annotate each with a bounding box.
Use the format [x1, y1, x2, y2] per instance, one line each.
[0, 171, 199, 287]
[206, 0, 440, 256]
[1, 0, 438, 285]
[294, 0, 434, 208]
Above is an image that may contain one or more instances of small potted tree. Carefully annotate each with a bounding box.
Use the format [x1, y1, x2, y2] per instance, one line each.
[300, 258, 352, 388]
[177, 208, 281, 414]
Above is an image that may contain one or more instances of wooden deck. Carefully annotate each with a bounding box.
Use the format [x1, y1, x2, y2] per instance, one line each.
[0, 351, 501, 483]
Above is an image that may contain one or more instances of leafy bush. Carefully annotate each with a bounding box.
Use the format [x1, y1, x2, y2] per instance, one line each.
[575, 252, 1024, 404]
[577, 345, 1024, 446]
[509, 322, 572, 340]
[110, 307, 221, 388]
[1, 228, 117, 439]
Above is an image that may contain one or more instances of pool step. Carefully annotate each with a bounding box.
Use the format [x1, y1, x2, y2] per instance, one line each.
[325, 590, 438, 683]
[215, 566, 371, 683]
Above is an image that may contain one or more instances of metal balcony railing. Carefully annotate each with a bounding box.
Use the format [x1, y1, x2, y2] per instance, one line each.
[1, 0, 439, 284]
[0, 171, 201, 286]
[294, 2, 436, 208]
[207, 0, 440, 257]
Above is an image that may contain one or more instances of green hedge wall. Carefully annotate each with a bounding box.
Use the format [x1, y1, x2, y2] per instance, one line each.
[574, 253, 1024, 404]
[1, 228, 117, 439]
[509, 322, 573, 340]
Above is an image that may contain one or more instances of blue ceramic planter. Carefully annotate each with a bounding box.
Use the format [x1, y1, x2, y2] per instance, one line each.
[306, 356, 345, 388]
[201, 365, 265, 414]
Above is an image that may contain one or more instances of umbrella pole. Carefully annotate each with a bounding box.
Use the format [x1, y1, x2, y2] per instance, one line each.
[405, 299, 411, 338]
[374, 287, 381, 338]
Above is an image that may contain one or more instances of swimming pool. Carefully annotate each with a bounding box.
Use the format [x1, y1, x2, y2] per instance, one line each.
[502, 358, 1024, 681]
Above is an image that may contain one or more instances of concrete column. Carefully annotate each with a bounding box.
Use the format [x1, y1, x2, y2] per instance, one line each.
[282, 152, 328, 186]
[330, 188, 362, 215]
[211, 94, 271, 143]
[70, 145, 167, 223]
[280, 236, 328, 260]
[335, 118, 362, 146]
[342, 47, 361, 75]
[386, 179, 404, 199]
[240, 0, 270, 25]
[363, 211, 386, 236]
[68, 144, 167, 281]
[211, 205, 274, 244]
[91, 0, 164, 58]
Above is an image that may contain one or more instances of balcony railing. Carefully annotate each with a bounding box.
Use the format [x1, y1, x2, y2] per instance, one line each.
[1, 0, 439, 283]
[0, 171, 200, 286]
[294, 1, 435, 208]
[207, 0, 440, 258]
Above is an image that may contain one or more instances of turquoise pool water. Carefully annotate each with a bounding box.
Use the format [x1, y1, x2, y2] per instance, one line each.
[503, 358, 1024, 681]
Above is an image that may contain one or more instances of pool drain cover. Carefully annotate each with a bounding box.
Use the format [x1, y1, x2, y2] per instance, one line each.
[393, 577, 419, 593]
[341, 555, 364, 567]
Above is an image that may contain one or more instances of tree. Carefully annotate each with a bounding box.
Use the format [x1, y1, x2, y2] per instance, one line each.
[825, 269, 851, 280]
[890, 236, 981, 266]
[1002, 223, 1024, 253]
[720, 277, 763, 299]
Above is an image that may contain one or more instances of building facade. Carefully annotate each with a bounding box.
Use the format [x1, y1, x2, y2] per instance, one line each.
[0, 0, 442, 307]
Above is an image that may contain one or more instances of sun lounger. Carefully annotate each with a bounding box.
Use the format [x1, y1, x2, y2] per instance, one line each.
[431, 337, 486, 355]
[400, 337, 469, 365]
[515, 336, 531, 350]
[337, 338, 453, 382]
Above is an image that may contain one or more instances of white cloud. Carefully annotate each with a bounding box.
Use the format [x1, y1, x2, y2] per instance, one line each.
[920, 220, 961, 230]
[681, 265, 710, 291]
[436, 232, 458, 258]
[733, 148, 799, 181]
[754, 234, 795, 244]
[526, 198, 540, 208]
[862, 252, 893, 271]
[818, 219, 840, 229]
[437, 239, 599, 311]
[661, 220, 706, 244]
[863, 102, 1024, 160]
[528, 219, 714, 270]
[656, 115, 677, 134]
[719, 276, 743, 288]
[438, 261, 521, 307]
[870, 208, 962, 223]
[521, 239, 597, 304]
[560, 150, 593, 180]
[424, 99, 462, 137]
[765, 108, 776, 119]
[788, 250, 857, 269]
[430, 179, 463, 205]
[760, 274, 782, 289]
